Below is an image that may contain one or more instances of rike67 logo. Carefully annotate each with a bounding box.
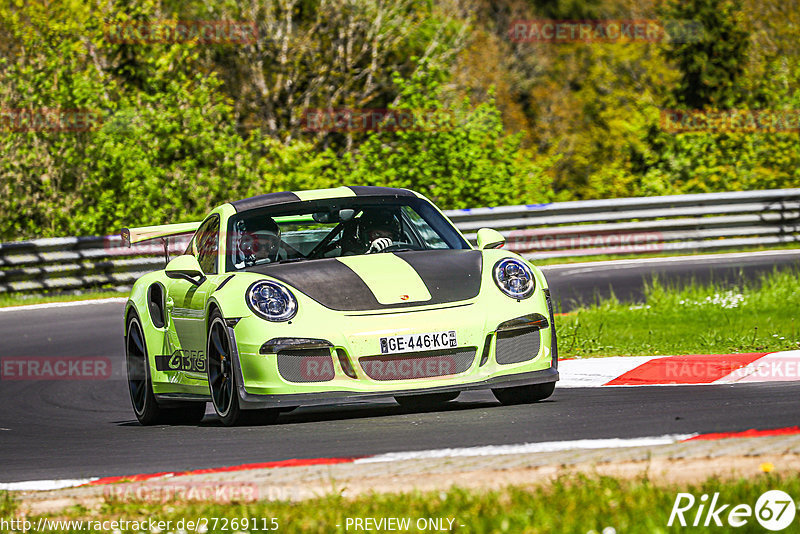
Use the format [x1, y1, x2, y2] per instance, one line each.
[669, 490, 797, 530]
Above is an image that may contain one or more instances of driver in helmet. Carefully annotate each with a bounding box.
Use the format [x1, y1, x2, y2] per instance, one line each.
[235, 217, 282, 266]
[343, 209, 401, 255]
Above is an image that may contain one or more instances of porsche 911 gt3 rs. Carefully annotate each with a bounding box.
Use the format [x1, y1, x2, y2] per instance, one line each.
[122, 186, 558, 426]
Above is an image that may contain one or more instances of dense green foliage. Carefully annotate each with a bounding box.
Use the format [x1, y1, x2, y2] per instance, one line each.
[1, 0, 799, 239]
[662, 0, 750, 110]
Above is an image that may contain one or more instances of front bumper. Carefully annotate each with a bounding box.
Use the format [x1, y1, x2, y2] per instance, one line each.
[234, 365, 558, 409]
[227, 295, 558, 409]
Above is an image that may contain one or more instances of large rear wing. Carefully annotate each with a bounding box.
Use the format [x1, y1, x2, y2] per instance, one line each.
[120, 222, 201, 247]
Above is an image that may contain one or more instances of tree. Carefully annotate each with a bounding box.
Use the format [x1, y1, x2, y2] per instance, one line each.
[344, 63, 558, 208]
[660, 0, 750, 110]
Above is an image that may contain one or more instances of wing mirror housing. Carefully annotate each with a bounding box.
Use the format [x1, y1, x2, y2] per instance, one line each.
[165, 255, 206, 286]
[476, 228, 506, 250]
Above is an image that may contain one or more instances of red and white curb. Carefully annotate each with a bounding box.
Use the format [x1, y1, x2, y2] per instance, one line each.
[3, 426, 799, 492]
[559, 350, 800, 387]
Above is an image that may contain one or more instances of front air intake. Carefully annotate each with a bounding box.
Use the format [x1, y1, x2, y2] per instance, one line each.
[276, 349, 335, 383]
[495, 328, 541, 365]
[359, 347, 476, 381]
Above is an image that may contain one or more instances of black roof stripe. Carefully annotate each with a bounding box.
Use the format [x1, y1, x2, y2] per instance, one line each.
[347, 186, 415, 197]
[230, 191, 301, 213]
[230, 187, 415, 213]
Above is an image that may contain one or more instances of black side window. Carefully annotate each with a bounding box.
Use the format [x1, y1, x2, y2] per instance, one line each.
[195, 216, 220, 274]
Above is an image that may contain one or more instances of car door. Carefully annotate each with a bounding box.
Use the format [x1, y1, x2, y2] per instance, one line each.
[164, 215, 220, 381]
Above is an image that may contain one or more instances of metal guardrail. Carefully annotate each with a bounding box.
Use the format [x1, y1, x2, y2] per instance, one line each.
[1, 189, 799, 294]
[0, 235, 189, 294]
[447, 188, 800, 260]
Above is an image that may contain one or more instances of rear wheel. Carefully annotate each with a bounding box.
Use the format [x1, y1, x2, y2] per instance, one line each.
[395, 392, 459, 409]
[126, 314, 206, 425]
[492, 382, 555, 405]
[207, 310, 278, 426]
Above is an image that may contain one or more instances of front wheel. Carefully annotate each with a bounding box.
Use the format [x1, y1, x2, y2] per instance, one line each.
[492, 382, 555, 405]
[207, 310, 278, 426]
[126, 314, 205, 425]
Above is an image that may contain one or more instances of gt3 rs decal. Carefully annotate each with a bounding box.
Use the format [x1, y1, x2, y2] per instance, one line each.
[155, 350, 206, 373]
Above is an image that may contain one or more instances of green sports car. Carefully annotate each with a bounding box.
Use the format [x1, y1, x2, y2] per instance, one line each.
[122, 186, 558, 426]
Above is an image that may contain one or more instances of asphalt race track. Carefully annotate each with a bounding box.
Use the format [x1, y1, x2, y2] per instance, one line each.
[1, 251, 799, 483]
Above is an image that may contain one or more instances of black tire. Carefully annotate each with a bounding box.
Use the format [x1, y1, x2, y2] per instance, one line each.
[207, 310, 278, 426]
[395, 391, 459, 409]
[492, 382, 555, 405]
[126, 314, 206, 425]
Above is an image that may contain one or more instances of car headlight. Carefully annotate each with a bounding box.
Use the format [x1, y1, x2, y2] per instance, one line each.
[246, 280, 298, 322]
[493, 258, 535, 300]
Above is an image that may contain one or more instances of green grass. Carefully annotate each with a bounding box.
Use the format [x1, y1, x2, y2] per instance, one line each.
[3, 473, 798, 533]
[531, 243, 800, 266]
[557, 268, 800, 357]
[0, 290, 125, 308]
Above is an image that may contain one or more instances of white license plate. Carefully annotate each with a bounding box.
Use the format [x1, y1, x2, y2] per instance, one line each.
[379, 331, 457, 354]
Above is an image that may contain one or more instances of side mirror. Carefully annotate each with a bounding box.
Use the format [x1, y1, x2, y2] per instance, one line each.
[165, 255, 206, 286]
[476, 228, 506, 250]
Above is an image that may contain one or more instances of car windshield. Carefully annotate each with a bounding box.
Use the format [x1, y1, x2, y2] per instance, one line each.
[225, 196, 469, 271]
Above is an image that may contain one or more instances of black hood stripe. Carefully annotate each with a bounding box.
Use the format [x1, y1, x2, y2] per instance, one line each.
[247, 250, 483, 311]
[248, 259, 382, 311]
[395, 250, 482, 304]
